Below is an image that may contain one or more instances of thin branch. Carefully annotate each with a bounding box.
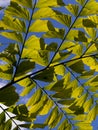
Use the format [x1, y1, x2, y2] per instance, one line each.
[47, 0, 89, 67]
[11, 0, 37, 82]
[1, 53, 98, 91]
[80, 36, 98, 58]
[32, 79, 76, 130]
[65, 66, 96, 103]
[0, 105, 21, 130]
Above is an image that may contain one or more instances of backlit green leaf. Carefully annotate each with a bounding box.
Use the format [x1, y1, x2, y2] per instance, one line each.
[4, 119, 12, 130]
[12, 0, 33, 8]
[0, 31, 23, 43]
[65, 4, 79, 16]
[0, 86, 19, 106]
[29, 20, 55, 32]
[5, 1, 30, 20]
[36, 0, 65, 8]
[0, 112, 5, 124]
[0, 16, 26, 32]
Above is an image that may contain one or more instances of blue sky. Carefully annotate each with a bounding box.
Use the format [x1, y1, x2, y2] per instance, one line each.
[0, 0, 10, 6]
[0, 0, 98, 130]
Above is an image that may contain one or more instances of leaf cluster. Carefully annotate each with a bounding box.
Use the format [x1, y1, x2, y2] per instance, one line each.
[0, 0, 98, 130]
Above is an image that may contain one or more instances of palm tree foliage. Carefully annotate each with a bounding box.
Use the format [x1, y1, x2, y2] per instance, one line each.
[0, 0, 98, 129]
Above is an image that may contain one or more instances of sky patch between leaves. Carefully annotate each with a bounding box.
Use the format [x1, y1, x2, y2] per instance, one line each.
[0, 0, 10, 7]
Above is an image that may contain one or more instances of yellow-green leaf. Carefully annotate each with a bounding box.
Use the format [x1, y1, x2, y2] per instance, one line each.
[26, 89, 42, 107]
[39, 99, 53, 115]
[5, 1, 30, 20]
[29, 20, 55, 32]
[36, 0, 65, 8]
[65, 4, 79, 16]
[12, 0, 33, 8]
[25, 35, 45, 50]
[0, 31, 23, 43]
[0, 16, 26, 32]
[86, 105, 98, 122]
[0, 86, 19, 106]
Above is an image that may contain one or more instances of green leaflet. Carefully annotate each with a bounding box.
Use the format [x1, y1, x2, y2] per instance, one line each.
[17, 78, 36, 96]
[23, 35, 48, 66]
[0, 86, 19, 106]
[39, 99, 53, 115]
[74, 93, 88, 107]
[0, 52, 16, 66]
[0, 16, 26, 32]
[12, 0, 33, 8]
[54, 64, 65, 76]
[52, 87, 72, 99]
[33, 7, 57, 19]
[67, 30, 87, 42]
[13, 104, 28, 116]
[43, 28, 65, 39]
[74, 16, 98, 28]
[45, 73, 71, 91]
[52, 51, 72, 63]
[12, 104, 32, 122]
[0, 112, 5, 124]
[71, 86, 84, 98]
[33, 7, 71, 27]
[60, 41, 75, 51]
[58, 99, 75, 106]
[79, 70, 95, 79]
[48, 113, 63, 129]
[75, 122, 93, 130]
[22, 49, 49, 66]
[4, 119, 12, 130]
[5, 1, 30, 20]
[83, 98, 93, 112]
[80, 0, 98, 16]
[19, 123, 46, 129]
[15, 60, 35, 77]
[0, 43, 19, 65]
[84, 28, 96, 39]
[26, 89, 42, 107]
[46, 42, 58, 51]
[67, 59, 85, 74]
[20, 83, 35, 96]
[76, 0, 85, 5]
[85, 43, 98, 55]
[82, 57, 98, 71]
[58, 119, 72, 130]
[65, 4, 79, 16]
[29, 19, 55, 32]
[69, 93, 88, 114]
[33, 67, 55, 82]
[73, 114, 86, 121]
[25, 35, 45, 50]
[4, 43, 20, 55]
[45, 107, 59, 126]
[86, 105, 98, 122]
[36, 0, 65, 8]
[0, 64, 13, 80]
[29, 95, 48, 116]
[45, 79, 64, 91]
[0, 31, 23, 43]
[84, 75, 98, 92]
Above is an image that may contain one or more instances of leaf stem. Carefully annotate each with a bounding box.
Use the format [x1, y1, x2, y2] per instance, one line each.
[0, 105, 21, 130]
[1, 53, 98, 90]
[11, 0, 37, 82]
[47, 0, 89, 67]
[33, 79, 76, 130]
